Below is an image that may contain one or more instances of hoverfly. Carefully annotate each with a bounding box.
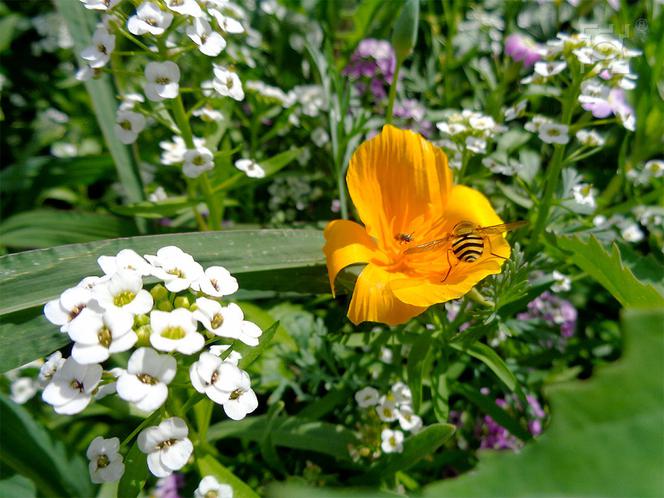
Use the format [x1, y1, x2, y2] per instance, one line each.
[394, 232, 415, 244]
[404, 220, 527, 281]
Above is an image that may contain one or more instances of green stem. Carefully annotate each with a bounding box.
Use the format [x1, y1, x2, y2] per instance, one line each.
[120, 411, 161, 448]
[385, 60, 402, 124]
[172, 94, 194, 148]
[200, 174, 222, 230]
[529, 82, 580, 250]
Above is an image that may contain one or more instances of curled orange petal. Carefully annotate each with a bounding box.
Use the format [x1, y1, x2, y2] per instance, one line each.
[323, 219, 379, 297]
[347, 263, 428, 325]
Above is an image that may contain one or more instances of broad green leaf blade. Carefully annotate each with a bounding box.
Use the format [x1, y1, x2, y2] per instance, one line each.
[207, 415, 358, 461]
[266, 483, 393, 498]
[116, 440, 148, 498]
[450, 342, 518, 392]
[0, 474, 36, 498]
[424, 308, 664, 497]
[363, 423, 455, 480]
[0, 393, 94, 498]
[557, 235, 664, 307]
[0, 210, 138, 249]
[54, 0, 145, 214]
[0, 229, 326, 316]
[197, 454, 259, 498]
[0, 229, 325, 372]
[407, 334, 432, 413]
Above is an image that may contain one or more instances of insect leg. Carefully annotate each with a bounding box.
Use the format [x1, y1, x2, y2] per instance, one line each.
[441, 249, 454, 283]
[487, 236, 508, 260]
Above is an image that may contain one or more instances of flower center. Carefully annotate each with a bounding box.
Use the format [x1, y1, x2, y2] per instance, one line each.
[146, 17, 158, 27]
[210, 371, 219, 384]
[389, 435, 397, 447]
[137, 373, 158, 385]
[209, 278, 220, 290]
[120, 119, 132, 131]
[97, 43, 107, 54]
[70, 379, 84, 392]
[113, 290, 136, 307]
[69, 304, 86, 321]
[226, 76, 234, 89]
[204, 492, 219, 498]
[193, 155, 205, 166]
[229, 388, 243, 400]
[161, 326, 186, 340]
[167, 268, 185, 278]
[97, 326, 112, 348]
[96, 454, 110, 469]
[170, 0, 183, 5]
[156, 438, 177, 450]
[211, 313, 224, 329]
[156, 76, 171, 85]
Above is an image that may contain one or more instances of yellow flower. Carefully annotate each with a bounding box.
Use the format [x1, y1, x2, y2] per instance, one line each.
[323, 125, 510, 325]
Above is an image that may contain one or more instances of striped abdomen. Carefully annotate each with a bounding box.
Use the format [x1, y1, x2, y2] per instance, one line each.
[451, 234, 484, 262]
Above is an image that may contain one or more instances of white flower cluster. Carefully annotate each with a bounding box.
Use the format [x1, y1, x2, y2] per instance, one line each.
[521, 32, 640, 132]
[40, 245, 262, 483]
[524, 115, 570, 145]
[354, 382, 422, 455]
[627, 159, 663, 186]
[436, 110, 506, 167]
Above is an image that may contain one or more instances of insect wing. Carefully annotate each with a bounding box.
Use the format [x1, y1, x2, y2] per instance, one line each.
[473, 220, 528, 236]
[404, 236, 450, 254]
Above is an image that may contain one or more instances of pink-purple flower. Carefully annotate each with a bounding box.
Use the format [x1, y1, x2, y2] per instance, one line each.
[343, 38, 396, 101]
[505, 33, 544, 68]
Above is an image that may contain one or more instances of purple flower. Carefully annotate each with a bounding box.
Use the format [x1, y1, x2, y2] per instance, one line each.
[154, 473, 184, 498]
[579, 85, 635, 130]
[344, 39, 396, 101]
[505, 33, 544, 67]
[518, 291, 577, 338]
[393, 99, 433, 136]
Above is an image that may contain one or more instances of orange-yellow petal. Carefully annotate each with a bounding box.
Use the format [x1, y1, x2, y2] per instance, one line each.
[347, 263, 428, 326]
[346, 125, 453, 249]
[392, 185, 512, 307]
[323, 219, 380, 296]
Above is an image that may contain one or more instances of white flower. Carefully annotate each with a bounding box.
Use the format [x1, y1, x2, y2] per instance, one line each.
[379, 347, 393, 363]
[119, 93, 145, 111]
[465, 136, 487, 154]
[575, 129, 605, 147]
[116, 348, 176, 412]
[534, 60, 567, 77]
[572, 183, 596, 209]
[504, 100, 527, 121]
[381, 429, 404, 453]
[145, 246, 205, 292]
[437, 122, 467, 136]
[80, 27, 115, 68]
[193, 299, 261, 346]
[138, 417, 193, 477]
[10, 377, 39, 404]
[80, 0, 122, 10]
[87, 437, 125, 483]
[39, 351, 65, 384]
[187, 17, 226, 56]
[68, 308, 136, 364]
[212, 65, 244, 101]
[538, 123, 570, 144]
[209, 345, 242, 365]
[354, 387, 380, 408]
[144, 61, 180, 102]
[77, 275, 110, 291]
[311, 127, 329, 147]
[160, 135, 205, 165]
[217, 364, 258, 420]
[92, 270, 154, 316]
[44, 286, 95, 333]
[95, 367, 123, 400]
[42, 357, 102, 414]
[193, 105, 224, 122]
[192, 266, 238, 298]
[149, 186, 168, 202]
[234, 159, 265, 178]
[98, 249, 153, 277]
[644, 159, 664, 179]
[183, 146, 215, 178]
[396, 405, 423, 433]
[621, 222, 644, 243]
[209, 8, 244, 34]
[128, 2, 173, 36]
[390, 382, 412, 406]
[112, 110, 146, 145]
[165, 0, 203, 17]
[150, 309, 204, 355]
[551, 270, 571, 293]
[524, 114, 551, 133]
[469, 114, 496, 131]
[194, 475, 233, 498]
[376, 397, 399, 422]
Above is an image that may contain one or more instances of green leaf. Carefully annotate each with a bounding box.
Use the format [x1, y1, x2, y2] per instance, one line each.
[452, 383, 532, 442]
[556, 235, 664, 307]
[197, 454, 259, 498]
[0, 474, 36, 498]
[54, 0, 145, 218]
[266, 483, 393, 498]
[450, 342, 518, 392]
[424, 308, 664, 497]
[406, 334, 432, 413]
[0, 210, 138, 249]
[116, 441, 148, 498]
[112, 197, 239, 219]
[207, 416, 358, 461]
[0, 229, 325, 372]
[0, 393, 94, 498]
[363, 423, 455, 480]
[213, 148, 304, 192]
[0, 13, 22, 53]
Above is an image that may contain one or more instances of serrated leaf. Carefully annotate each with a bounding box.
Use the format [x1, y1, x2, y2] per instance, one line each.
[0, 393, 94, 498]
[197, 454, 259, 498]
[424, 308, 664, 497]
[557, 235, 664, 307]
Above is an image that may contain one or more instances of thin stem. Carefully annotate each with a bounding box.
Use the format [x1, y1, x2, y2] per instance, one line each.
[200, 174, 222, 230]
[172, 94, 194, 148]
[385, 61, 402, 124]
[121, 411, 160, 448]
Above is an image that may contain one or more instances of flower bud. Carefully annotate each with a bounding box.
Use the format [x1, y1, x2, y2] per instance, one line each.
[157, 299, 173, 312]
[135, 325, 152, 347]
[174, 296, 190, 309]
[150, 284, 168, 301]
[391, 0, 419, 63]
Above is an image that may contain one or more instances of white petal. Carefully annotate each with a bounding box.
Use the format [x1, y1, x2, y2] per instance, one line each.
[147, 451, 172, 477]
[134, 384, 168, 412]
[72, 344, 110, 364]
[160, 438, 192, 471]
[116, 374, 151, 402]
